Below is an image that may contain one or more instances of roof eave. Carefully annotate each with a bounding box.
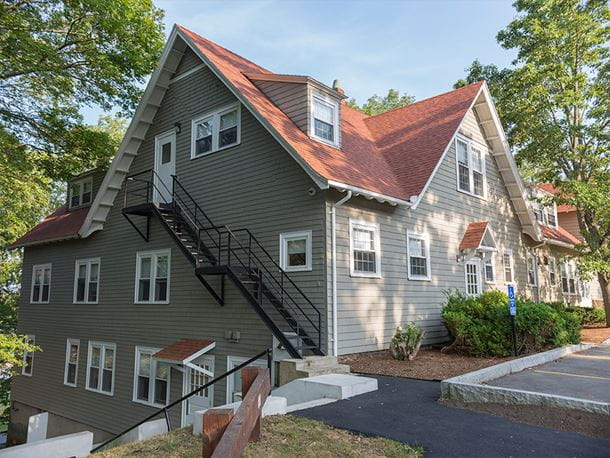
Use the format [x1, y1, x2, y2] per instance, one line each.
[327, 180, 411, 206]
[7, 234, 80, 249]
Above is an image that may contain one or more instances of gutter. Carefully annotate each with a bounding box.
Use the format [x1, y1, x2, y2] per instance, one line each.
[330, 191, 352, 357]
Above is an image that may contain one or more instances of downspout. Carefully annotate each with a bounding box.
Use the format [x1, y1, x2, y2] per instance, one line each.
[331, 191, 352, 357]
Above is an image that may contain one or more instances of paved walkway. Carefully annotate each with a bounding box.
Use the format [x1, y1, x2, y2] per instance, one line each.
[294, 375, 610, 457]
[489, 345, 610, 403]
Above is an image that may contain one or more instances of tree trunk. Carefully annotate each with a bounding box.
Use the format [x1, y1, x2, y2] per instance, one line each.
[598, 272, 610, 328]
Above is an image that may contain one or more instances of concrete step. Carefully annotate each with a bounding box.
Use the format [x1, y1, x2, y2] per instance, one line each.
[272, 373, 378, 406]
[278, 356, 351, 385]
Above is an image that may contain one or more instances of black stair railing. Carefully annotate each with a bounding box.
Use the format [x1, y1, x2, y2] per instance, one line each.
[90, 348, 272, 453]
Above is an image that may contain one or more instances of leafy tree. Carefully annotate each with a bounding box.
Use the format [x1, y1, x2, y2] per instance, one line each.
[347, 89, 414, 115]
[0, 0, 164, 179]
[493, 0, 610, 324]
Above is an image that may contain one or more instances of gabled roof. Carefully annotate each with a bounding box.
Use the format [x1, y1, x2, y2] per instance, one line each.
[8, 205, 88, 249]
[459, 221, 495, 250]
[537, 183, 576, 213]
[540, 225, 581, 246]
[153, 338, 215, 364]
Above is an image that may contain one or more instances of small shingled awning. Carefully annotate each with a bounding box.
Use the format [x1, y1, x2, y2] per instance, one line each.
[153, 339, 215, 364]
[459, 221, 496, 251]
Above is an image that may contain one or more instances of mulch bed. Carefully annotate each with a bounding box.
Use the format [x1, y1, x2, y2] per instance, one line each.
[339, 348, 516, 381]
[581, 326, 610, 344]
[442, 399, 610, 440]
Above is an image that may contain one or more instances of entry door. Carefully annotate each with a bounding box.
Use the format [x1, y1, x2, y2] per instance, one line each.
[183, 355, 214, 426]
[465, 259, 481, 296]
[153, 131, 176, 204]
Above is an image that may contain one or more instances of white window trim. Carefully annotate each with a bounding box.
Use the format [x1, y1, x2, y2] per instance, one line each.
[455, 135, 488, 200]
[69, 176, 93, 209]
[134, 249, 171, 305]
[73, 258, 101, 304]
[132, 346, 171, 408]
[309, 91, 340, 148]
[64, 338, 80, 387]
[406, 231, 431, 281]
[349, 219, 381, 278]
[190, 102, 241, 159]
[225, 356, 267, 404]
[561, 261, 578, 295]
[21, 335, 34, 377]
[85, 341, 116, 396]
[465, 258, 482, 296]
[30, 263, 51, 304]
[279, 230, 312, 272]
[484, 254, 496, 284]
[549, 256, 557, 287]
[527, 255, 538, 286]
[503, 249, 514, 285]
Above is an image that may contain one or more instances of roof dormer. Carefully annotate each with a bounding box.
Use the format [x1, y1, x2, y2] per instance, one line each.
[244, 72, 345, 148]
[67, 169, 105, 211]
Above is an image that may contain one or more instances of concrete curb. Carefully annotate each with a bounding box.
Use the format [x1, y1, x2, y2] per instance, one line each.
[440, 343, 610, 416]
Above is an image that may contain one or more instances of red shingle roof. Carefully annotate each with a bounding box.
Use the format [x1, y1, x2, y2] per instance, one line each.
[540, 225, 581, 246]
[459, 221, 490, 250]
[153, 339, 215, 363]
[7, 205, 87, 249]
[179, 26, 484, 203]
[537, 183, 575, 213]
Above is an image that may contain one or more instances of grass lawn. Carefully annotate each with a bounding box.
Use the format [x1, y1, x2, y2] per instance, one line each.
[95, 415, 422, 458]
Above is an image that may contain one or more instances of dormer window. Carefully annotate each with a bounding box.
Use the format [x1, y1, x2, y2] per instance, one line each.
[545, 204, 558, 227]
[311, 93, 339, 147]
[69, 177, 93, 208]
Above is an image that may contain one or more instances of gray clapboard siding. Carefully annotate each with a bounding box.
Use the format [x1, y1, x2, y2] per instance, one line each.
[13, 53, 325, 440]
[250, 80, 309, 133]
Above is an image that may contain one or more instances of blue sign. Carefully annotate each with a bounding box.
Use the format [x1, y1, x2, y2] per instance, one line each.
[508, 284, 517, 316]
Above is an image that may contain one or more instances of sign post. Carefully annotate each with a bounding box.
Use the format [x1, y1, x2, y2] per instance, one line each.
[508, 284, 517, 356]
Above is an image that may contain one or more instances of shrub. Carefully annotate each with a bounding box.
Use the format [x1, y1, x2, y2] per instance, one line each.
[390, 323, 424, 361]
[441, 291, 581, 357]
[565, 306, 606, 326]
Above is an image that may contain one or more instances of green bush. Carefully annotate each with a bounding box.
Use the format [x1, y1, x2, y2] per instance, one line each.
[565, 306, 606, 326]
[441, 291, 581, 357]
[390, 323, 424, 361]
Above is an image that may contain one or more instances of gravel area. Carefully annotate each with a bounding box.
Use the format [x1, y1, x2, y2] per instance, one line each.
[340, 348, 516, 380]
[581, 326, 610, 344]
[441, 399, 610, 440]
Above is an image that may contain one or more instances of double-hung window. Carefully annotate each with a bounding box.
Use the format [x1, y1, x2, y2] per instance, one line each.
[545, 205, 558, 227]
[549, 257, 557, 286]
[349, 220, 380, 277]
[279, 231, 312, 272]
[22, 335, 35, 376]
[407, 231, 430, 280]
[311, 92, 339, 147]
[456, 137, 486, 198]
[561, 261, 577, 295]
[64, 339, 80, 387]
[86, 342, 115, 395]
[74, 258, 100, 304]
[527, 255, 538, 286]
[135, 250, 170, 304]
[69, 177, 93, 208]
[191, 103, 240, 158]
[503, 249, 514, 284]
[133, 347, 170, 407]
[31, 264, 51, 303]
[484, 255, 495, 283]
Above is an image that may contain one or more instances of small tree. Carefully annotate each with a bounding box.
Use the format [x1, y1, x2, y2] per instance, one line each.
[347, 89, 414, 116]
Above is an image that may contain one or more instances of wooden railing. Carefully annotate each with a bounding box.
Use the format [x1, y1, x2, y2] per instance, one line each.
[202, 367, 271, 458]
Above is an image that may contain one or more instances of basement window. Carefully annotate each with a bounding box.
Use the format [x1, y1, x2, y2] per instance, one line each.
[280, 231, 312, 272]
[191, 103, 241, 158]
[311, 93, 339, 147]
[69, 177, 93, 208]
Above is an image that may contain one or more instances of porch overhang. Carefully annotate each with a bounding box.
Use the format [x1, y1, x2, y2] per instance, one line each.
[153, 338, 215, 365]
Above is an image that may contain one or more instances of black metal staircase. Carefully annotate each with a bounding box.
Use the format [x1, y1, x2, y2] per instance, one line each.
[122, 170, 323, 358]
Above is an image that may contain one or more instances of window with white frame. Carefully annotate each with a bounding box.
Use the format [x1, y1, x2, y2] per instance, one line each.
[133, 347, 170, 407]
[191, 103, 240, 158]
[31, 264, 51, 303]
[456, 137, 486, 198]
[527, 255, 538, 286]
[545, 204, 558, 227]
[69, 177, 93, 208]
[226, 356, 267, 404]
[135, 250, 170, 304]
[465, 260, 481, 296]
[74, 258, 100, 304]
[484, 255, 495, 283]
[407, 231, 430, 280]
[22, 335, 34, 376]
[503, 249, 514, 284]
[279, 231, 312, 272]
[64, 339, 80, 387]
[311, 93, 339, 146]
[549, 257, 557, 286]
[561, 261, 577, 294]
[350, 220, 380, 277]
[86, 342, 115, 395]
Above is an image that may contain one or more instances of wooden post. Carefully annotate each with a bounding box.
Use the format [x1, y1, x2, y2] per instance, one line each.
[242, 367, 261, 441]
[202, 408, 234, 458]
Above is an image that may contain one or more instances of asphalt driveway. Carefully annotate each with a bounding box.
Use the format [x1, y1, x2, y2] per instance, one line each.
[294, 375, 610, 457]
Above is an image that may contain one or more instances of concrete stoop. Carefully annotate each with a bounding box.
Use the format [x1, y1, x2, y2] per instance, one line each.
[278, 356, 351, 386]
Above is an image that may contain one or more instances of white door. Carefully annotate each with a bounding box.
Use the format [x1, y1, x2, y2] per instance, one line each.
[153, 131, 176, 204]
[465, 259, 481, 296]
[183, 355, 214, 426]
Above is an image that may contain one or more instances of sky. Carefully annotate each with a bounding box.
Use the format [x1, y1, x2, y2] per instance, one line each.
[82, 0, 519, 123]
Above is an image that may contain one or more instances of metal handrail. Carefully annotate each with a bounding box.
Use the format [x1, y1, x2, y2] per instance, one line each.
[91, 348, 272, 453]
